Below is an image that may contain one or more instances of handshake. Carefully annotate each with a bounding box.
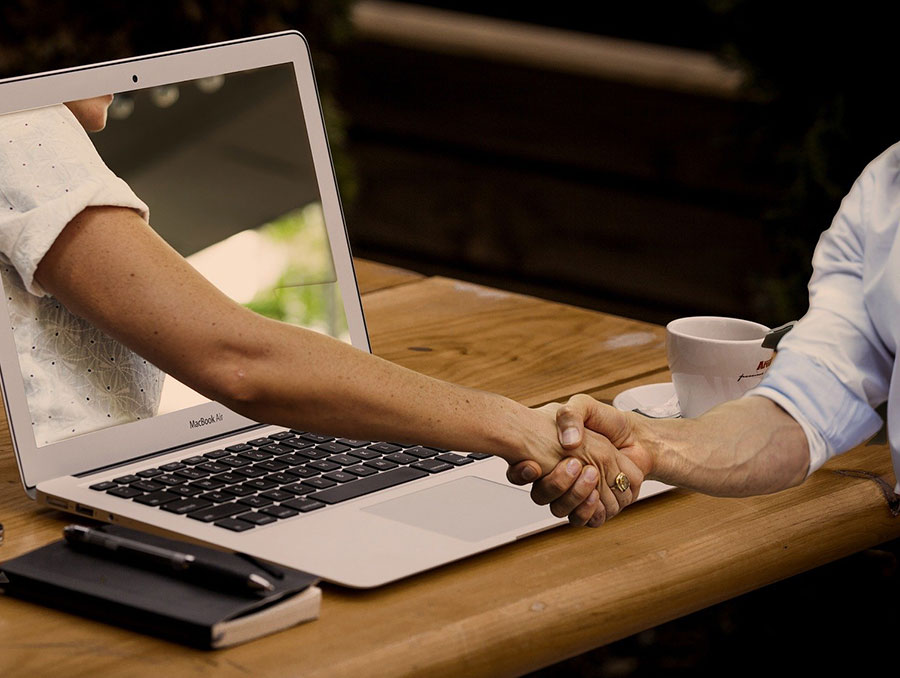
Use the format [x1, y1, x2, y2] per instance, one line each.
[505, 395, 655, 528]
[508, 391, 810, 526]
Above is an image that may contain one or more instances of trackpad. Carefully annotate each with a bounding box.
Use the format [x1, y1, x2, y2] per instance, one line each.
[362, 476, 551, 542]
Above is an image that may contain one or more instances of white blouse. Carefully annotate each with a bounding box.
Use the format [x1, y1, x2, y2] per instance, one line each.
[0, 104, 163, 446]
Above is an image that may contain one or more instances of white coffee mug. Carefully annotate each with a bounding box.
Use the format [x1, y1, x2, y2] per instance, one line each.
[666, 316, 774, 418]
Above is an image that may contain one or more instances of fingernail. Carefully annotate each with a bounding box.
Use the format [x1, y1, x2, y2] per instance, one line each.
[566, 459, 580, 476]
[522, 466, 538, 482]
[583, 466, 598, 483]
[561, 428, 579, 446]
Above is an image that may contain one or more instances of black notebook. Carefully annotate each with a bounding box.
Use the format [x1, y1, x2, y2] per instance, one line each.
[0, 525, 321, 648]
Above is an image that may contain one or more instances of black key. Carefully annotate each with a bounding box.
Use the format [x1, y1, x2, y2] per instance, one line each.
[436, 453, 475, 466]
[222, 484, 256, 497]
[160, 462, 186, 472]
[307, 460, 341, 472]
[234, 466, 267, 478]
[225, 443, 253, 453]
[187, 502, 246, 522]
[348, 448, 382, 460]
[267, 430, 294, 441]
[425, 446, 450, 453]
[220, 455, 252, 468]
[308, 467, 428, 504]
[283, 439, 314, 451]
[260, 489, 294, 502]
[335, 438, 369, 448]
[195, 462, 230, 474]
[236, 511, 277, 525]
[260, 505, 299, 519]
[238, 495, 273, 508]
[316, 442, 350, 455]
[130, 480, 164, 492]
[364, 459, 398, 471]
[137, 468, 163, 478]
[191, 478, 225, 491]
[328, 454, 358, 466]
[213, 472, 245, 484]
[468, 453, 492, 460]
[133, 490, 180, 506]
[181, 456, 207, 465]
[294, 448, 329, 460]
[199, 491, 233, 503]
[405, 446, 437, 459]
[169, 484, 203, 497]
[368, 442, 402, 454]
[254, 459, 288, 472]
[155, 474, 186, 486]
[298, 432, 332, 444]
[214, 518, 255, 532]
[238, 449, 271, 461]
[411, 459, 454, 474]
[280, 454, 315, 466]
[89, 481, 117, 491]
[244, 477, 278, 491]
[268, 472, 301, 484]
[322, 471, 357, 483]
[161, 497, 213, 514]
[260, 444, 293, 456]
[346, 465, 378, 477]
[175, 468, 208, 480]
[283, 482, 317, 496]
[384, 452, 417, 465]
[113, 474, 140, 484]
[247, 438, 272, 447]
[107, 486, 142, 498]
[281, 497, 326, 513]
[203, 449, 230, 459]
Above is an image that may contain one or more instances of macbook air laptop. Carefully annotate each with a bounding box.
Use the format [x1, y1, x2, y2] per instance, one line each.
[0, 32, 668, 588]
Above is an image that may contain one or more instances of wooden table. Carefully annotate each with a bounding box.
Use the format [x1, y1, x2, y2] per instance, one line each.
[1, 260, 897, 677]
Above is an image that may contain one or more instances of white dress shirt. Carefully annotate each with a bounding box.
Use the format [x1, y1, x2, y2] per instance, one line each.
[747, 142, 899, 488]
[0, 104, 163, 446]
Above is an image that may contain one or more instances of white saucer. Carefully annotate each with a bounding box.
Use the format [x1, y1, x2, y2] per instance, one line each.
[612, 382, 681, 418]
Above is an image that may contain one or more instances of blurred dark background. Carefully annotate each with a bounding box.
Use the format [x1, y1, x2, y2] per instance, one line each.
[2, 0, 898, 674]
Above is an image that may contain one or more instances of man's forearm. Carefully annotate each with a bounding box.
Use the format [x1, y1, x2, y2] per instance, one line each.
[634, 396, 810, 496]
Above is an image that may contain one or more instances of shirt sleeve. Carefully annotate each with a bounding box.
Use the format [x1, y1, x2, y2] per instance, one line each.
[0, 104, 149, 297]
[744, 153, 893, 475]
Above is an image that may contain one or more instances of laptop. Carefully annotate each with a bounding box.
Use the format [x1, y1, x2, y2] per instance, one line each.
[0, 32, 669, 588]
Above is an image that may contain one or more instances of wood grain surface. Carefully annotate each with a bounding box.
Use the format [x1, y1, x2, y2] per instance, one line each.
[353, 257, 425, 295]
[1, 261, 897, 677]
[362, 276, 667, 406]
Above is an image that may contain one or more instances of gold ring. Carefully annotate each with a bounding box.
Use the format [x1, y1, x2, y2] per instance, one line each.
[613, 472, 630, 492]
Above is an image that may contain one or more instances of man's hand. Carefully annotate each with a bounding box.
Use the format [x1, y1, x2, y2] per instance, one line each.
[510, 401, 646, 527]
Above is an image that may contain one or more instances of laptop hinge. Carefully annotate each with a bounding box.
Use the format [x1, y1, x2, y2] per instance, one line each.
[73, 423, 266, 478]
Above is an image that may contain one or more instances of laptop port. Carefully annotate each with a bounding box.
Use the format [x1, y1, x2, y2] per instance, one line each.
[75, 504, 95, 517]
[45, 496, 69, 510]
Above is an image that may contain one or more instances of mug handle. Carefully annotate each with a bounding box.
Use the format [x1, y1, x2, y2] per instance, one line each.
[761, 321, 797, 349]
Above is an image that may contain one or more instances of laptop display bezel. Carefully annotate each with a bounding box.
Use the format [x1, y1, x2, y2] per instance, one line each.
[0, 32, 371, 492]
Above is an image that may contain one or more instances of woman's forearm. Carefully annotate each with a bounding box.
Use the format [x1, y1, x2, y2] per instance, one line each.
[36, 206, 558, 470]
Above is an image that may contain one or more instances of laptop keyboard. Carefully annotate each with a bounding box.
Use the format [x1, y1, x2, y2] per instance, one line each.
[88, 430, 491, 532]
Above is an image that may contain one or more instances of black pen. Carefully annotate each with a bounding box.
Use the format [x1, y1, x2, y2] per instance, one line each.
[63, 525, 274, 594]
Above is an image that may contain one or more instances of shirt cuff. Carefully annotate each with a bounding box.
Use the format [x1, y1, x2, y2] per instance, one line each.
[743, 350, 884, 476]
[11, 177, 149, 297]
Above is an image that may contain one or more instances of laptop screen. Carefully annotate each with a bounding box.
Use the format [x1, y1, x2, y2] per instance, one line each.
[0, 63, 352, 448]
